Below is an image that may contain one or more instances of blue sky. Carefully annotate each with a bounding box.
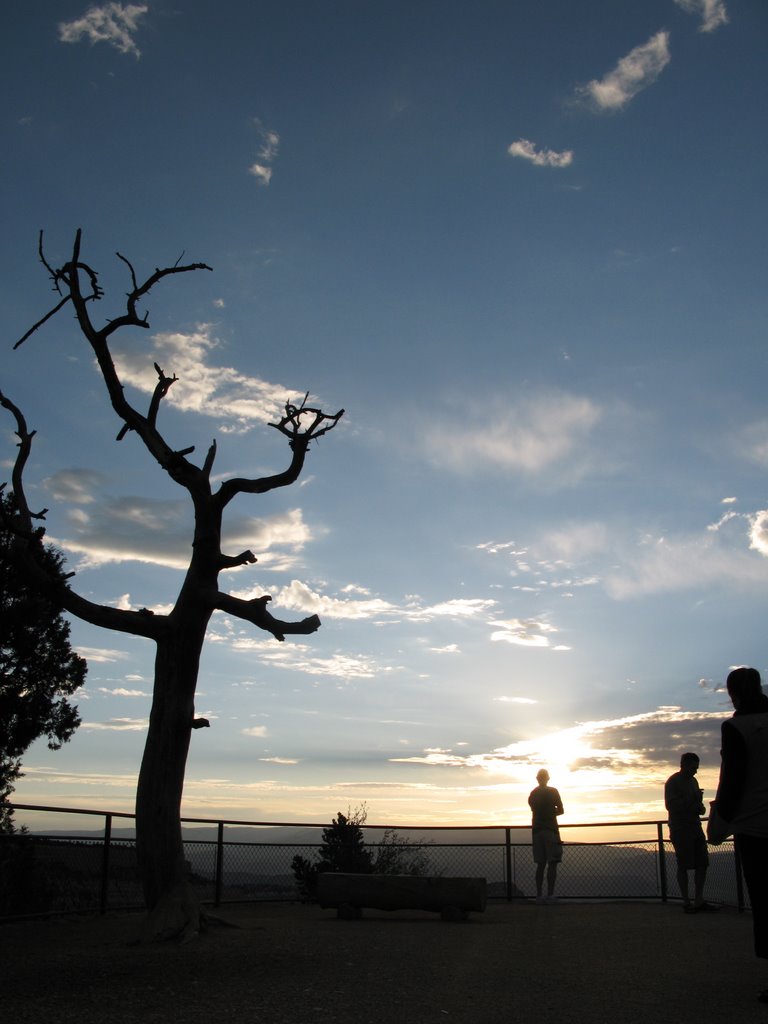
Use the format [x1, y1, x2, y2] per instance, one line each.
[2, 0, 767, 831]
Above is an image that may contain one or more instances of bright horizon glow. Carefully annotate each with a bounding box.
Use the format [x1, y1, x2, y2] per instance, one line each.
[3, 1, 765, 836]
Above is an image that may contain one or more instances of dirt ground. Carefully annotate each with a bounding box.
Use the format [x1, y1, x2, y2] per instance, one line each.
[3, 900, 767, 1024]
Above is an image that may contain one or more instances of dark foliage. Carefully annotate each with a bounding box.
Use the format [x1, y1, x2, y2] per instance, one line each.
[291, 806, 431, 901]
[0, 492, 87, 829]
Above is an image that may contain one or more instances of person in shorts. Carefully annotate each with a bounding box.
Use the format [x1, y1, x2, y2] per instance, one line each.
[664, 752, 715, 913]
[528, 768, 564, 903]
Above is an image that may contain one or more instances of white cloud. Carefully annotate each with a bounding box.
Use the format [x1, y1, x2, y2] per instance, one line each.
[53, 495, 313, 571]
[97, 687, 150, 697]
[673, 0, 728, 32]
[512, 509, 768, 601]
[249, 121, 280, 186]
[508, 139, 573, 168]
[578, 31, 671, 111]
[490, 617, 565, 649]
[273, 579, 397, 619]
[242, 725, 268, 737]
[59, 3, 148, 58]
[80, 717, 147, 731]
[113, 326, 307, 432]
[269, 580, 496, 623]
[735, 420, 768, 467]
[73, 645, 131, 663]
[418, 393, 601, 476]
[606, 526, 768, 599]
[248, 164, 273, 186]
[391, 706, 724, 782]
[749, 510, 768, 558]
[45, 469, 106, 504]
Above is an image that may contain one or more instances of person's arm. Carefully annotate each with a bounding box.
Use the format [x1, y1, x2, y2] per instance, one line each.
[664, 776, 683, 815]
[552, 789, 564, 816]
[715, 721, 748, 822]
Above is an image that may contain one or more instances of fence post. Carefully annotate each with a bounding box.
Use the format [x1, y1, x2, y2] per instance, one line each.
[214, 821, 225, 907]
[505, 828, 513, 901]
[657, 822, 668, 903]
[100, 813, 112, 915]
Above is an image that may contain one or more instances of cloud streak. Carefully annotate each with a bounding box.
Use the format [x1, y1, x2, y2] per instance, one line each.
[508, 139, 573, 168]
[113, 326, 306, 433]
[578, 32, 671, 111]
[673, 0, 728, 33]
[417, 393, 601, 477]
[59, 3, 148, 58]
[248, 120, 280, 186]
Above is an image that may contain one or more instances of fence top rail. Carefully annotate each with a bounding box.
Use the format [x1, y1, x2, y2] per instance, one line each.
[9, 803, 675, 834]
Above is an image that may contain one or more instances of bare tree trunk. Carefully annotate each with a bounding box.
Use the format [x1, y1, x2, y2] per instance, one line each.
[135, 616, 207, 941]
[3, 233, 344, 941]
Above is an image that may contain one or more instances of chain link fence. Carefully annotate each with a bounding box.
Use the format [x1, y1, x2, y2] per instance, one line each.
[1, 805, 746, 920]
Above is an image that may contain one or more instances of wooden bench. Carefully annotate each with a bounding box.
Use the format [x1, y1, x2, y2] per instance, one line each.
[317, 872, 487, 921]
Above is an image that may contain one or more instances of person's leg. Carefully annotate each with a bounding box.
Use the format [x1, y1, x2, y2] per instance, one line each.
[693, 866, 706, 906]
[676, 866, 690, 905]
[535, 862, 545, 897]
[547, 862, 558, 897]
[736, 835, 768, 959]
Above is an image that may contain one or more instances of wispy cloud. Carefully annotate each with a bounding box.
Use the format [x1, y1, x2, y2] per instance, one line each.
[486, 507, 768, 601]
[391, 706, 725, 785]
[248, 119, 280, 186]
[577, 31, 671, 111]
[45, 468, 106, 504]
[113, 326, 306, 433]
[508, 139, 573, 168]
[262, 579, 497, 624]
[97, 687, 150, 697]
[80, 717, 148, 731]
[417, 392, 601, 477]
[490, 617, 570, 650]
[73, 645, 131, 663]
[50, 487, 313, 571]
[673, 0, 729, 33]
[59, 3, 148, 58]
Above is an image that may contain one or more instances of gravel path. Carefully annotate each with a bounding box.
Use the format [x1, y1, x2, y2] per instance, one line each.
[4, 901, 766, 1023]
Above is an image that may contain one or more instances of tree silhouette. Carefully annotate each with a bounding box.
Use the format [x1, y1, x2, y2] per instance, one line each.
[0, 491, 86, 833]
[0, 231, 343, 939]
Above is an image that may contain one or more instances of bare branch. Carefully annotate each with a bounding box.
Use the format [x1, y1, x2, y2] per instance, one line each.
[202, 440, 217, 480]
[270, 392, 345, 447]
[215, 592, 321, 642]
[147, 362, 179, 429]
[216, 396, 344, 508]
[0, 385, 166, 642]
[14, 295, 72, 350]
[219, 549, 257, 570]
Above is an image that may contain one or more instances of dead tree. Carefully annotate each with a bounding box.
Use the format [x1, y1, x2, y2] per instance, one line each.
[0, 230, 343, 940]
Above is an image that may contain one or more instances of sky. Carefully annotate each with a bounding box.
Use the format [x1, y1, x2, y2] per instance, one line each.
[2, 0, 767, 835]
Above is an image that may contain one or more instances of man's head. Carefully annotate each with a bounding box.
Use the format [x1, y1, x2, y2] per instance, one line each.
[536, 768, 550, 785]
[726, 666, 762, 709]
[680, 752, 699, 776]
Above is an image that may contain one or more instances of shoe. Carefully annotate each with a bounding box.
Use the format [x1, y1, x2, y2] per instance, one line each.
[535, 895, 546, 904]
[545, 896, 559, 903]
[695, 902, 719, 913]
[758, 990, 768, 1004]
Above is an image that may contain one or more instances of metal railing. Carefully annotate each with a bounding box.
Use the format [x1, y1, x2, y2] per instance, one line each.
[0, 803, 746, 920]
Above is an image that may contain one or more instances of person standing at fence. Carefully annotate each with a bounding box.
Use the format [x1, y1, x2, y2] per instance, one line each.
[664, 752, 716, 914]
[712, 666, 768, 1004]
[528, 768, 564, 903]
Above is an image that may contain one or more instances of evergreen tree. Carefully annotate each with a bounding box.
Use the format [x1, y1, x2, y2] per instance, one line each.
[0, 492, 86, 831]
